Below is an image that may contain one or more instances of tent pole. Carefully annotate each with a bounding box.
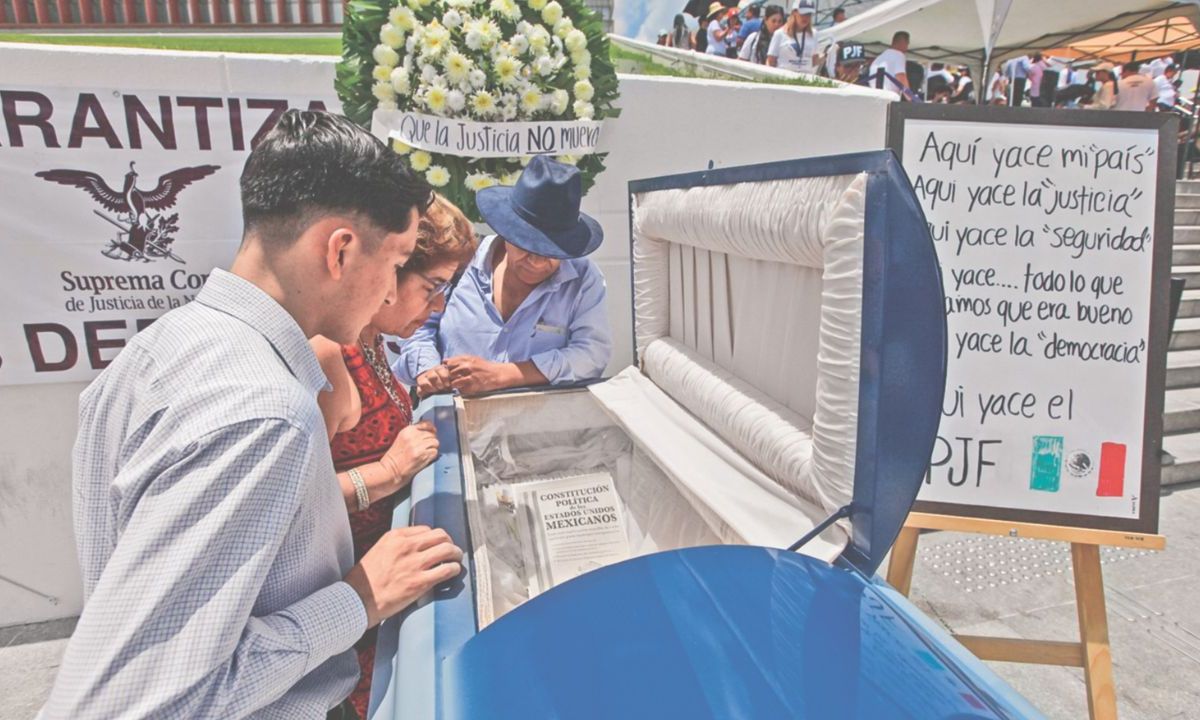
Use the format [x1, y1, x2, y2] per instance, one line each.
[1188, 49, 1200, 179]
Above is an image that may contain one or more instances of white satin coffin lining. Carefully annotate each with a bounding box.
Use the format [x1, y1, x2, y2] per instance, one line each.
[612, 172, 868, 519]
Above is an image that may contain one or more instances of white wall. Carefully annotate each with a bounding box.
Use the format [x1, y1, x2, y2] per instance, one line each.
[0, 43, 892, 626]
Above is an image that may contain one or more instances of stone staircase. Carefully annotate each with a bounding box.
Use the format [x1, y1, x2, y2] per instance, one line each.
[1163, 179, 1200, 485]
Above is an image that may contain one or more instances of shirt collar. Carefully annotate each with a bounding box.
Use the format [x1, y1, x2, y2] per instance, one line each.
[475, 234, 580, 292]
[196, 268, 331, 393]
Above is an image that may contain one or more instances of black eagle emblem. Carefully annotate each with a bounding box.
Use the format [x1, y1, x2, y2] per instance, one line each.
[36, 162, 220, 264]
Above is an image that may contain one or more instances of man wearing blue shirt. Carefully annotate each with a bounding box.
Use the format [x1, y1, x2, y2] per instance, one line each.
[393, 155, 612, 397]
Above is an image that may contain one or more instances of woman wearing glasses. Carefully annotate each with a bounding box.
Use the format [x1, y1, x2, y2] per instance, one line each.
[309, 193, 476, 719]
[393, 155, 612, 398]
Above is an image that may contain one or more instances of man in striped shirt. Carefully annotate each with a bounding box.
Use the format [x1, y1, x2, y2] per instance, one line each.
[41, 110, 462, 719]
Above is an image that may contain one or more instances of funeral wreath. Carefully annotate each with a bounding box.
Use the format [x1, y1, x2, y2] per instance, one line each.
[338, 0, 620, 221]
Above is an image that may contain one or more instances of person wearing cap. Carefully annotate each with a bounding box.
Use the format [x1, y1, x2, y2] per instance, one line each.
[393, 155, 612, 397]
[1085, 63, 1117, 110]
[767, 0, 818, 74]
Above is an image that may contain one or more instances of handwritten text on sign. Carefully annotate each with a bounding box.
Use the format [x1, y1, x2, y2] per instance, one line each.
[903, 120, 1158, 521]
[372, 110, 603, 158]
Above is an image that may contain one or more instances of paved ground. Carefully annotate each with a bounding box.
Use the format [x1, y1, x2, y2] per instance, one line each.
[4, 486, 1198, 718]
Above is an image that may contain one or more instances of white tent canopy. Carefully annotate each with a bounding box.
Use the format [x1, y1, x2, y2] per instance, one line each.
[821, 0, 1200, 69]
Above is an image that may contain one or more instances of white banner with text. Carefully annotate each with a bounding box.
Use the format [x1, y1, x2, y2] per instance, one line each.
[372, 109, 603, 158]
[0, 85, 337, 386]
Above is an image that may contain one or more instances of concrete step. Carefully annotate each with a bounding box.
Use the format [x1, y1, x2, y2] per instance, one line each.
[1173, 245, 1200, 266]
[1178, 179, 1200, 194]
[1177, 289, 1200, 320]
[1164, 386, 1200, 434]
[1162, 433, 1200, 485]
[1178, 209, 1200, 225]
[1172, 265, 1200, 289]
[1175, 226, 1200, 244]
[1178, 193, 1200, 209]
[1170, 317, 1200, 350]
[1167, 349, 1200, 389]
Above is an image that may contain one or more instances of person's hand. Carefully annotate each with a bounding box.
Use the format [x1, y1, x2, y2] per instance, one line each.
[344, 526, 462, 628]
[444, 355, 514, 396]
[379, 420, 438, 487]
[415, 366, 452, 398]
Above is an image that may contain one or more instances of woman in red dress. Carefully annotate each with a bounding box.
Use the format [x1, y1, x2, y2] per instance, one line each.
[311, 195, 476, 719]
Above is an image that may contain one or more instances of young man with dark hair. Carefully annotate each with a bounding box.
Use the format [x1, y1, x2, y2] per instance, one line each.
[41, 110, 462, 719]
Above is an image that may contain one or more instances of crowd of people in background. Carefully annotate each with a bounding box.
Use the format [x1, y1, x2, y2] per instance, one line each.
[652, 1, 1190, 118]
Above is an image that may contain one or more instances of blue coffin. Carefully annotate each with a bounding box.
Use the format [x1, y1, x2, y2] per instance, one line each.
[369, 151, 1044, 719]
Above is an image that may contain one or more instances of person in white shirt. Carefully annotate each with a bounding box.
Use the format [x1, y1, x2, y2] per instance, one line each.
[1115, 61, 1157, 111]
[1146, 56, 1172, 79]
[1155, 64, 1179, 111]
[739, 4, 785, 65]
[1085, 63, 1117, 110]
[868, 31, 911, 97]
[767, 0, 818, 74]
[705, 4, 738, 57]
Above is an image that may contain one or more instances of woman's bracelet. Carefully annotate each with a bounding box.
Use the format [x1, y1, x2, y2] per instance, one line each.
[348, 467, 370, 512]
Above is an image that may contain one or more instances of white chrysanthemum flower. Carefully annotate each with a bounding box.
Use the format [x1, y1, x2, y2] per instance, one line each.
[378, 99, 399, 110]
[520, 87, 544, 114]
[570, 49, 591, 68]
[510, 33, 530, 55]
[392, 139, 412, 155]
[471, 90, 497, 116]
[500, 170, 522, 186]
[550, 88, 569, 115]
[444, 51, 473, 84]
[468, 68, 487, 88]
[410, 150, 433, 172]
[517, 20, 532, 35]
[495, 55, 523, 86]
[466, 173, 498, 191]
[482, 19, 502, 45]
[572, 100, 594, 119]
[534, 55, 555, 76]
[554, 17, 573, 38]
[421, 34, 448, 58]
[447, 89, 466, 112]
[465, 30, 485, 50]
[489, 0, 520, 21]
[425, 86, 449, 114]
[391, 67, 412, 94]
[406, 34, 418, 53]
[380, 23, 406, 49]
[528, 0, 546, 10]
[373, 81, 397, 102]
[564, 29, 587, 53]
[573, 79, 594, 102]
[541, 0, 562, 25]
[426, 166, 451, 187]
[372, 65, 392, 82]
[530, 25, 552, 52]
[388, 5, 416, 30]
[421, 64, 439, 84]
[373, 44, 400, 68]
[446, 0, 472, 7]
[442, 9, 463, 28]
[573, 64, 591, 80]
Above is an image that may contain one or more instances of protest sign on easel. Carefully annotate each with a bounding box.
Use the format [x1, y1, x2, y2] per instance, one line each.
[886, 104, 1176, 720]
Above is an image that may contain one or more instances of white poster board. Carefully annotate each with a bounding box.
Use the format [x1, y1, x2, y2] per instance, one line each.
[890, 105, 1172, 534]
[0, 85, 338, 386]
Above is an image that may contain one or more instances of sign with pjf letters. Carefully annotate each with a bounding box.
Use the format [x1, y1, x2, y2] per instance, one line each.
[889, 105, 1171, 534]
[0, 86, 337, 386]
[373, 109, 603, 158]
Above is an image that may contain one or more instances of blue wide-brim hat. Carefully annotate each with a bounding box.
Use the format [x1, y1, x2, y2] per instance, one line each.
[476, 155, 603, 260]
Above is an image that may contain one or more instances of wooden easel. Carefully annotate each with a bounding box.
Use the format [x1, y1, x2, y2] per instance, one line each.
[886, 512, 1166, 720]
